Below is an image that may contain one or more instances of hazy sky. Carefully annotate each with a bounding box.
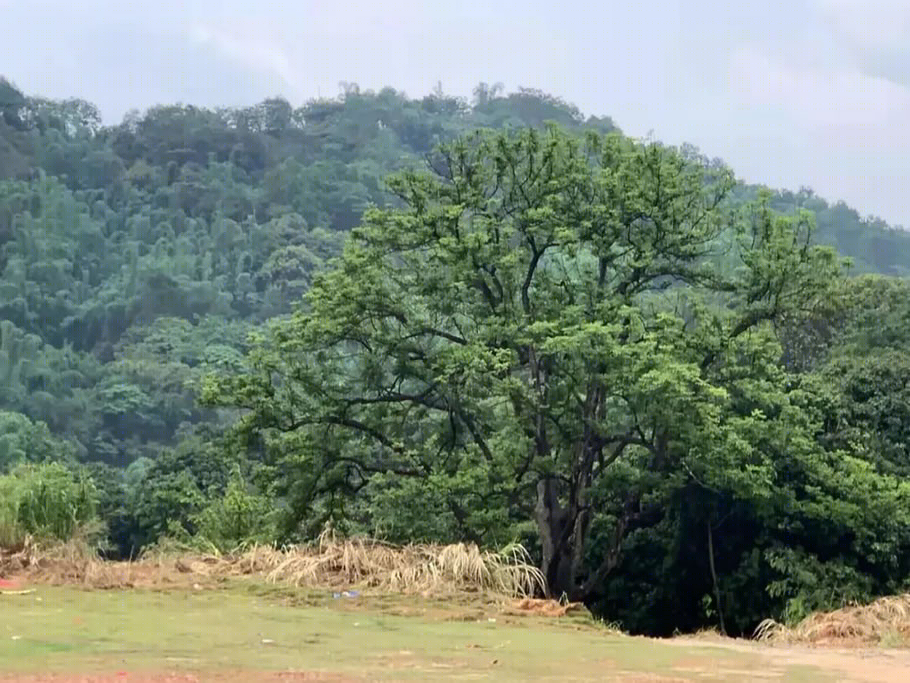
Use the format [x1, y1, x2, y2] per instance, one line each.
[3, 0, 909, 227]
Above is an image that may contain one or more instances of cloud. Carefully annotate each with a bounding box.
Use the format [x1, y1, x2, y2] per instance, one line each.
[188, 23, 300, 99]
[809, 1, 910, 92]
[729, 44, 910, 137]
[724, 41, 910, 225]
[813, 0, 910, 49]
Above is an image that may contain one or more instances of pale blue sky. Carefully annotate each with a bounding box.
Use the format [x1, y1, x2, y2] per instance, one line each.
[3, 0, 909, 227]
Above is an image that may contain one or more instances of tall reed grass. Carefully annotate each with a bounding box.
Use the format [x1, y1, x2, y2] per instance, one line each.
[0, 463, 97, 550]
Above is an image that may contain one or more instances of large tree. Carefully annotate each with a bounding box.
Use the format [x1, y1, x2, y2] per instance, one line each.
[203, 127, 840, 600]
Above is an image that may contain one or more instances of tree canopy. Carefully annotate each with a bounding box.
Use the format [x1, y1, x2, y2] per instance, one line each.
[204, 127, 909, 625]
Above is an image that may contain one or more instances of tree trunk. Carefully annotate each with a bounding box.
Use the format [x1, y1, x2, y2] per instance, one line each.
[534, 478, 577, 599]
[536, 479, 637, 602]
[707, 519, 726, 636]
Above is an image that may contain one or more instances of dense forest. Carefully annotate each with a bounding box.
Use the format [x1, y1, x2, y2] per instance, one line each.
[4, 75, 910, 637]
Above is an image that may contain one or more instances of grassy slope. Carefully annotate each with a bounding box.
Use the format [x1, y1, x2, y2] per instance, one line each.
[0, 584, 835, 682]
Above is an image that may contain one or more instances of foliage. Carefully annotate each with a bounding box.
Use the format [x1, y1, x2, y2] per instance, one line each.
[4, 75, 910, 636]
[113, 427, 238, 554]
[0, 410, 74, 471]
[203, 125, 880, 624]
[193, 466, 274, 551]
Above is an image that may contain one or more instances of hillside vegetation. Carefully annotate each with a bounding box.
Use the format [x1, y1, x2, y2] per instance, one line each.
[3, 76, 910, 636]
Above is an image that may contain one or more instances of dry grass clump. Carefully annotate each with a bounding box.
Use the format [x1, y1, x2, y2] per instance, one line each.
[0, 534, 39, 575]
[507, 597, 587, 617]
[755, 594, 910, 646]
[229, 529, 545, 598]
[3, 528, 546, 600]
[1, 534, 149, 588]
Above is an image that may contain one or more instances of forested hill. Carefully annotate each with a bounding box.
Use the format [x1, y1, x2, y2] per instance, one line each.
[0, 79, 618, 463]
[2, 78, 906, 460]
[5, 76, 910, 635]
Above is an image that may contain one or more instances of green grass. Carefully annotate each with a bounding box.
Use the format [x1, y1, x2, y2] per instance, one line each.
[0, 584, 835, 681]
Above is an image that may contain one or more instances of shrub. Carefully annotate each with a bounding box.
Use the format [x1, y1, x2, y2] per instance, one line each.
[193, 467, 274, 551]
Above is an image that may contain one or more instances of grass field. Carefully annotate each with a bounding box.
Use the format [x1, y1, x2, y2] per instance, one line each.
[3, 581, 906, 682]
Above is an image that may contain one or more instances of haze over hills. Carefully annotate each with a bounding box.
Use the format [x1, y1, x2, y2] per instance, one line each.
[4, 1, 909, 231]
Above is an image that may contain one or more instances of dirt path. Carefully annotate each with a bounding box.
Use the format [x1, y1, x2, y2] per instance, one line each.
[669, 637, 910, 682]
[0, 675, 354, 682]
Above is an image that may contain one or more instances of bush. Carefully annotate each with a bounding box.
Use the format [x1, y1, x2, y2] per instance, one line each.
[193, 467, 274, 551]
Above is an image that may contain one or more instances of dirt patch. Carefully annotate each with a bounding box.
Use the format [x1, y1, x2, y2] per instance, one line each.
[0, 674, 355, 682]
[670, 637, 910, 682]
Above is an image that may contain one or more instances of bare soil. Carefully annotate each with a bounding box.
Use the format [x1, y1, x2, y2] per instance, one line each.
[668, 637, 910, 682]
[0, 675, 355, 682]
